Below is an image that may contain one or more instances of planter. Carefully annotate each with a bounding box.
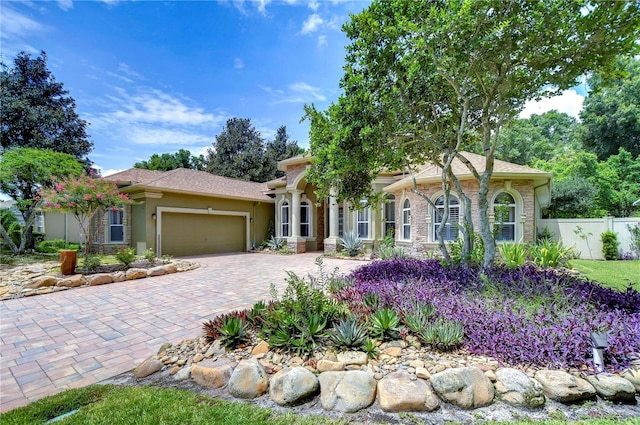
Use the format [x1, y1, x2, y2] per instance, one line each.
[59, 250, 78, 275]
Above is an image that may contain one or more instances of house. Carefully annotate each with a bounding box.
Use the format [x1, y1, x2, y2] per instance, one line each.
[45, 168, 274, 257]
[268, 152, 553, 257]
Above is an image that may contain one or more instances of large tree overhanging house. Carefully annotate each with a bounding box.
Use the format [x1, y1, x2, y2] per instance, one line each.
[268, 152, 552, 256]
[43, 152, 552, 257]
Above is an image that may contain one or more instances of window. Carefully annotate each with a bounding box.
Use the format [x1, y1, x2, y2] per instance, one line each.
[338, 206, 344, 237]
[494, 192, 516, 241]
[300, 200, 310, 237]
[281, 200, 290, 237]
[402, 199, 411, 240]
[356, 200, 370, 239]
[383, 196, 395, 237]
[434, 195, 459, 241]
[109, 208, 124, 243]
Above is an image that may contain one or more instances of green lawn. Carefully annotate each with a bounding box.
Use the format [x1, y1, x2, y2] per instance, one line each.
[0, 385, 637, 425]
[570, 259, 640, 291]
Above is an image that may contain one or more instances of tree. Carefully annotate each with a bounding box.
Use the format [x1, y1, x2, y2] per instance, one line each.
[580, 57, 640, 160]
[0, 148, 84, 253]
[1, 51, 92, 163]
[496, 111, 580, 166]
[305, 0, 640, 267]
[264, 126, 303, 179]
[39, 173, 134, 270]
[134, 149, 205, 171]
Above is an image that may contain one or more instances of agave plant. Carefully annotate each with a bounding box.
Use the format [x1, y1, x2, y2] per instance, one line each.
[265, 236, 286, 250]
[339, 231, 364, 256]
[402, 302, 436, 334]
[361, 338, 379, 359]
[419, 319, 464, 351]
[217, 315, 249, 348]
[369, 308, 401, 340]
[330, 317, 368, 349]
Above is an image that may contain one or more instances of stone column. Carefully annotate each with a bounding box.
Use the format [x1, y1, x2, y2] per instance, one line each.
[324, 189, 340, 253]
[288, 190, 306, 253]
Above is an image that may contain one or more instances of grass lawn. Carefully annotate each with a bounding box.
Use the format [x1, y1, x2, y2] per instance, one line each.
[570, 259, 640, 291]
[0, 385, 636, 425]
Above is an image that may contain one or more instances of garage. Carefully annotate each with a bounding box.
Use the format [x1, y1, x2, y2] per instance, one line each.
[159, 208, 248, 257]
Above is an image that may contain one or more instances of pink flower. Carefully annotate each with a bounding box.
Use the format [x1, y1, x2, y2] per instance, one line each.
[96, 193, 103, 199]
[84, 194, 92, 200]
[54, 203, 61, 209]
[34, 196, 40, 201]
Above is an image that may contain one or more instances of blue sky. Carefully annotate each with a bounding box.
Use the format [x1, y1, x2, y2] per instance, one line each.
[1, 0, 587, 178]
[1, 0, 371, 175]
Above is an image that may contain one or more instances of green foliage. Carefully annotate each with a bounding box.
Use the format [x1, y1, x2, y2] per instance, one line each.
[402, 302, 436, 334]
[531, 239, 574, 268]
[264, 236, 286, 250]
[115, 247, 136, 268]
[37, 239, 79, 253]
[362, 292, 380, 309]
[449, 233, 484, 266]
[143, 248, 156, 262]
[418, 319, 465, 351]
[361, 338, 379, 359]
[330, 317, 368, 349]
[498, 242, 527, 268]
[85, 255, 101, 273]
[217, 316, 249, 348]
[369, 308, 401, 341]
[0, 208, 22, 249]
[600, 231, 620, 261]
[338, 231, 363, 256]
[628, 224, 640, 259]
[134, 149, 205, 171]
[374, 233, 408, 260]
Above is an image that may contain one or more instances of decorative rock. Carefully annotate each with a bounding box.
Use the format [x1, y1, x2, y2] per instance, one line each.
[430, 367, 495, 409]
[416, 367, 431, 380]
[534, 370, 596, 403]
[377, 371, 440, 412]
[112, 271, 126, 282]
[157, 342, 172, 354]
[229, 358, 269, 399]
[317, 359, 345, 372]
[381, 347, 403, 357]
[133, 357, 163, 378]
[193, 354, 204, 363]
[163, 264, 178, 274]
[57, 274, 87, 288]
[270, 367, 319, 406]
[622, 369, 640, 393]
[319, 371, 377, 413]
[336, 351, 368, 366]
[125, 268, 147, 280]
[409, 360, 425, 369]
[191, 358, 236, 388]
[25, 276, 59, 289]
[205, 340, 226, 358]
[174, 366, 191, 381]
[147, 266, 168, 277]
[494, 368, 545, 408]
[87, 273, 114, 286]
[251, 340, 270, 355]
[584, 373, 636, 403]
[485, 370, 497, 382]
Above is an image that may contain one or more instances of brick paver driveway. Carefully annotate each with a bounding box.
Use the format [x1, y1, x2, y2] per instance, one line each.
[0, 252, 364, 413]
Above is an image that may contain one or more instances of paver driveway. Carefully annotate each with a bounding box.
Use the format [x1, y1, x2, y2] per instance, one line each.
[0, 252, 364, 413]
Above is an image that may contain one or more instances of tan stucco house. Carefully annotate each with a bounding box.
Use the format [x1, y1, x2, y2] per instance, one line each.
[268, 152, 552, 257]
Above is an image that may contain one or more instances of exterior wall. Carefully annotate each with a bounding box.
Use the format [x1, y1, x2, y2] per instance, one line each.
[286, 164, 308, 187]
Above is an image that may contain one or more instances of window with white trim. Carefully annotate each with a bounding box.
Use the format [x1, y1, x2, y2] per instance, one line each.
[281, 200, 290, 237]
[383, 195, 395, 238]
[402, 198, 411, 240]
[300, 200, 310, 237]
[109, 208, 124, 243]
[338, 205, 344, 237]
[494, 192, 516, 241]
[356, 199, 370, 239]
[434, 195, 459, 241]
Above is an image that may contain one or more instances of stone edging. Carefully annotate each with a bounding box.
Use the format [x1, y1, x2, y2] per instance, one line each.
[134, 338, 640, 416]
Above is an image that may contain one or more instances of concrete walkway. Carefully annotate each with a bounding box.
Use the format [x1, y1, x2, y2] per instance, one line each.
[0, 252, 364, 413]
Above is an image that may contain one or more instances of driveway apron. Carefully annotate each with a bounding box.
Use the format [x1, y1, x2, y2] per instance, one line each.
[0, 253, 364, 413]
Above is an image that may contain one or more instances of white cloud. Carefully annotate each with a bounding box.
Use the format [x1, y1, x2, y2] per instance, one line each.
[234, 57, 244, 69]
[317, 35, 328, 48]
[520, 89, 585, 119]
[261, 81, 326, 104]
[289, 81, 326, 101]
[256, 0, 271, 14]
[56, 0, 73, 10]
[117, 63, 144, 80]
[127, 127, 213, 146]
[0, 6, 44, 38]
[98, 167, 126, 177]
[301, 13, 323, 34]
[308, 0, 319, 11]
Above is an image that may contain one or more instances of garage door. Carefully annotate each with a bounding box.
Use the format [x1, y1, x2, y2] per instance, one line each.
[161, 212, 245, 256]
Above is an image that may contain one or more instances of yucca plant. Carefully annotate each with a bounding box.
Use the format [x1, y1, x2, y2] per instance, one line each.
[330, 317, 368, 349]
[339, 231, 364, 256]
[369, 308, 401, 340]
[498, 241, 527, 268]
[532, 239, 574, 268]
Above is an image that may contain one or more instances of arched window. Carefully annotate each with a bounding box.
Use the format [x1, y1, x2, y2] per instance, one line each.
[300, 200, 310, 237]
[281, 200, 290, 237]
[494, 192, 516, 241]
[383, 195, 396, 237]
[356, 199, 370, 239]
[434, 195, 459, 241]
[402, 198, 411, 240]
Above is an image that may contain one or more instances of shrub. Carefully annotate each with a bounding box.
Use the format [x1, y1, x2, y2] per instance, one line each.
[85, 255, 101, 273]
[531, 239, 573, 268]
[339, 231, 363, 256]
[143, 248, 156, 262]
[628, 223, 640, 259]
[37, 239, 79, 253]
[449, 233, 484, 265]
[497, 242, 527, 268]
[601, 230, 619, 260]
[115, 246, 136, 267]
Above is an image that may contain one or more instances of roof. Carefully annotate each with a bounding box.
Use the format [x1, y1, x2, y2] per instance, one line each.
[384, 151, 552, 192]
[106, 168, 274, 202]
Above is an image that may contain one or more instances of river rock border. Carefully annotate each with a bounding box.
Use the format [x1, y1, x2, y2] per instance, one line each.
[133, 337, 640, 418]
[0, 260, 199, 300]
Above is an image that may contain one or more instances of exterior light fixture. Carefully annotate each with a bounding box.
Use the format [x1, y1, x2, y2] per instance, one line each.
[152, 213, 157, 220]
[590, 329, 609, 373]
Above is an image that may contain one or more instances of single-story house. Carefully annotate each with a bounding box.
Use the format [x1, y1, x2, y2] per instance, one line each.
[267, 152, 552, 257]
[45, 168, 274, 257]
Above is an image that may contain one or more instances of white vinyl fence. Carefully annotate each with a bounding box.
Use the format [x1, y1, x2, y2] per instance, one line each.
[537, 217, 640, 260]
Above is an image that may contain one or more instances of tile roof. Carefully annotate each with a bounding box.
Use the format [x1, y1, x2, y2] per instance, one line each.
[106, 168, 273, 202]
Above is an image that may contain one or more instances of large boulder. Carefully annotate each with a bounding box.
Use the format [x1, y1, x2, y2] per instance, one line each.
[622, 369, 640, 393]
[25, 276, 59, 289]
[377, 371, 440, 412]
[126, 268, 147, 280]
[147, 266, 168, 277]
[430, 367, 494, 409]
[228, 358, 269, 399]
[318, 371, 377, 413]
[336, 351, 368, 366]
[495, 368, 545, 408]
[87, 273, 114, 286]
[191, 358, 236, 388]
[270, 367, 319, 406]
[133, 357, 163, 378]
[584, 373, 636, 403]
[534, 370, 596, 403]
[57, 274, 86, 288]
